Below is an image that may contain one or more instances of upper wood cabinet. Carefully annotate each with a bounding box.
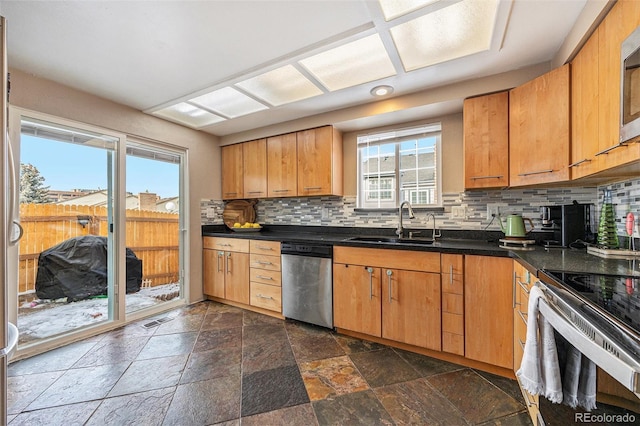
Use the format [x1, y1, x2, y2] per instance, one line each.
[221, 144, 244, 200]
[463, 91, 509, 189]
[243, 139, 267, 198]
[509, 64, 570, 187]
[571, 31, 601, 179]
[267, 132, 298, 198]
[596, 0, 640, 172]
[297, 126, 343, 196]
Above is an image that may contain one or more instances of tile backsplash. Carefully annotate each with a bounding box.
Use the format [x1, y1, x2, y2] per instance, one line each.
[201, 177, 640, 238]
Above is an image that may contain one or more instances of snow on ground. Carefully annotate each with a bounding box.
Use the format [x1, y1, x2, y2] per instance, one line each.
[17, 283, 180, 344]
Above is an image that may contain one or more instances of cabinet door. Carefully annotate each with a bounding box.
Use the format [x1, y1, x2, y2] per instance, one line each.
[224, 252, 250, 304]
[465, 255, 513, 369]
[597, 1, 640, 170]
[509, 65, 570, 186]
[297, 126, 341, 196]
[571, 31, 601, 179]
[333, 263, 381, 337]
[382, 269, 441, 350]
[267, 133, 297, 197]
[243, 139, 267, 198]
[221, 144, 244, 200]
[463, 92, 509, 189]
[203, 249, 225, 298]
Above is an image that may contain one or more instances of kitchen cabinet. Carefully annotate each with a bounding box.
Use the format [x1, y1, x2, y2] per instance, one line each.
[203, 237, 249, 304]
[297, 126, 343, 196]
[333, 247, 441, 350]
[249, 240, 282, 313]
[570, 30, 601, 179]
[221, 144, 244, 200]
[441, 254, 464, 356]
[509, 64, 570, 187]
[243, 139, 267, 198]
[464, 255, 513, 369]
[596, 0, 640, 172]
[463, 91, 509, 189]
[512, 260, 540, 424]
[267, 132, 298, 197]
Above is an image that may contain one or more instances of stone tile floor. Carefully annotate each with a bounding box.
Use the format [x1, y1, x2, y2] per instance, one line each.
[7, 300, 537, 425]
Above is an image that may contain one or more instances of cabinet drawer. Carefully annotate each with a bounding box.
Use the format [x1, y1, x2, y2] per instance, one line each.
[442, 293, 463, 314]
[250, 254, 281, 271]
[442, 312, 464, 334]
[443, 332, 464, 356]
[250, 268, 281, 286]
[334, 246, 440, 272]
[203, 237, 249, 253]
[250, 282, 282, 312]
[250, 240, 281, 255]
[441, 254, 463, 294]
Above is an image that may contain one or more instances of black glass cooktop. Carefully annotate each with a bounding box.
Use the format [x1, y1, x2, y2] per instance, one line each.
[543, 270, 640, 336]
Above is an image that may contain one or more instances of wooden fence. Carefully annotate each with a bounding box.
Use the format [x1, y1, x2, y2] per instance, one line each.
[18, 204, 179, 295]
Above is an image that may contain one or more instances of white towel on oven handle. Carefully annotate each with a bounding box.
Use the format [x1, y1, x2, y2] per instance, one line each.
[516, 285, 563, 403]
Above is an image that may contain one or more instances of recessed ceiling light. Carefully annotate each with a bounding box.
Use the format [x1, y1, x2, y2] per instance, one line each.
[378, 0, 441, 21]
[235, 65, 324, 107]
[189, 87, 268, 118]
[370, 85, 394, 97]
[299, 34, 396, 92]
[390, 0, 498, 71]
[152, 103, 225, 128]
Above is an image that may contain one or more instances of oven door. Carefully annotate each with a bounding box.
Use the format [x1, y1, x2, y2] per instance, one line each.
[537, 281, 640, 398]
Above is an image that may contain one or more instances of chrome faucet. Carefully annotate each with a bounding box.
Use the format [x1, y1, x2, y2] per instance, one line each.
[396, 201, 415, 237]
[426, 213, 442, 242]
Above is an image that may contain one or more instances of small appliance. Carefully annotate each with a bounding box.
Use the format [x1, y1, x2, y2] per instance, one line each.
[499, 214, 534, 238]
[539, 203, 591, 247]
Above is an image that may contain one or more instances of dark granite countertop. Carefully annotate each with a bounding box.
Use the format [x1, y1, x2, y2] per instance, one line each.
[201, 224, 640, 277]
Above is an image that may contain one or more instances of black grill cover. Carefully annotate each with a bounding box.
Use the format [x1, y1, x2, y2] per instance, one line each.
[35, 235, 142, 301]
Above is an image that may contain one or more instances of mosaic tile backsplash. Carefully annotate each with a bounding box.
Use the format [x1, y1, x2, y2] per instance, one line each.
[201, 177, 640, 237]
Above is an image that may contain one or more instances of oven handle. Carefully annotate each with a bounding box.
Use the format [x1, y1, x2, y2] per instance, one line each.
[536, 281, 640, 397]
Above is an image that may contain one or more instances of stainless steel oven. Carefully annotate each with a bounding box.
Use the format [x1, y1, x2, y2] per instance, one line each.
[537, 270, 640, 399]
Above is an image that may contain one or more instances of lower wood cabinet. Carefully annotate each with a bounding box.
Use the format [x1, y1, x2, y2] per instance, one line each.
[464, 255, 514, 369]
[333, 247, 441, 351]
[248, 240, 282, 313]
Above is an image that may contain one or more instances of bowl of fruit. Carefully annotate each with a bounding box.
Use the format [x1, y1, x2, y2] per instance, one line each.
[229, 222, 262, 232]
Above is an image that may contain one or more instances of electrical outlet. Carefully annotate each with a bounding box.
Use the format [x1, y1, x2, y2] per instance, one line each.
[486, 204, 499, 221]
[452, 206, 466, 219]
[206, 206, 217, 218]
[321, 206, 329, 219]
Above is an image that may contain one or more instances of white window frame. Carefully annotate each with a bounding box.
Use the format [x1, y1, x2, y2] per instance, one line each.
[357, 123, 442, 209]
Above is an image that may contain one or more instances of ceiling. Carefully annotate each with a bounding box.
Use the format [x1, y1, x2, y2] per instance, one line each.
[1, 0, 593, 137]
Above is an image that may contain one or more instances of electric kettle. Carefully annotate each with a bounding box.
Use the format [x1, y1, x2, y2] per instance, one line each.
[500, 214, 534, 238]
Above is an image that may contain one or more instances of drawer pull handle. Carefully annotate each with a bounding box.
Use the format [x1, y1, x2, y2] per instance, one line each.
[217, 251, 224, 272]
[518, 169, 553, 177]
[387, 270, 393, 303]
[519, 338, 526, 351]
[256, 261, 273, 265]
[518, 310, 527, 325]
[217, 243, 232, 247]
[256, 245, 273, 251]
[304, 186, 322, 190]
[470, 175, 503, 180]
[248, 191, 264, 194]
[513, 272, 518, 309]
[517, 280, 530, 294]
[255, 275, 273, 280]
[595, 142, 628, 156]
[449, 265, 453, 285]
[367, 267, 374, 300]
[256, 294, 274, 300]
[226, 252, 232, 273]
[273, 189, 290, 193]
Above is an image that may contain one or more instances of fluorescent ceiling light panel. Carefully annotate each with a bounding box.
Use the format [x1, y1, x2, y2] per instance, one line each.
[189, 87, 268, 118]
[299, 34, 396, 92]
[152, 103, 225, 128]
[236, 65, 323, 106]
[378, 0, 441, 21]
[390, 0, 498, 71]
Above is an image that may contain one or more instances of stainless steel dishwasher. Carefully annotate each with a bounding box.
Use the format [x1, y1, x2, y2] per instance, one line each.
[281, 242, 333, 329]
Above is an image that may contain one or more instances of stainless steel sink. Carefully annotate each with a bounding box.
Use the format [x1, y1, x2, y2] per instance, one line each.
[346, 236, 434, 245]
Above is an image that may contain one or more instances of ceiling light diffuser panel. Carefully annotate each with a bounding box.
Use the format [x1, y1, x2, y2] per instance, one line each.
[390, 0, 498, 71]
[378, 0, 441, 21]
[152, 103, 225, 128]
[189, 87, 268, 118]
[236, 65, 324, 107]
[299, 34, 396, 92]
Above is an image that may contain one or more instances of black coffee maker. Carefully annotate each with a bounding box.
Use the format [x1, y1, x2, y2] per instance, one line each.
[540, 203, 592, 247]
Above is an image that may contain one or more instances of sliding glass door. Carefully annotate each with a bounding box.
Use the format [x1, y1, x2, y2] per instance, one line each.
[17, 116, 120, 347]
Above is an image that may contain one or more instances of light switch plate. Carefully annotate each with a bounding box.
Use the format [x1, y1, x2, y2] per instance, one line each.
[486, 204, 499, 220]
[451, 206, 466, 219]
[206, 206, 217, 218]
